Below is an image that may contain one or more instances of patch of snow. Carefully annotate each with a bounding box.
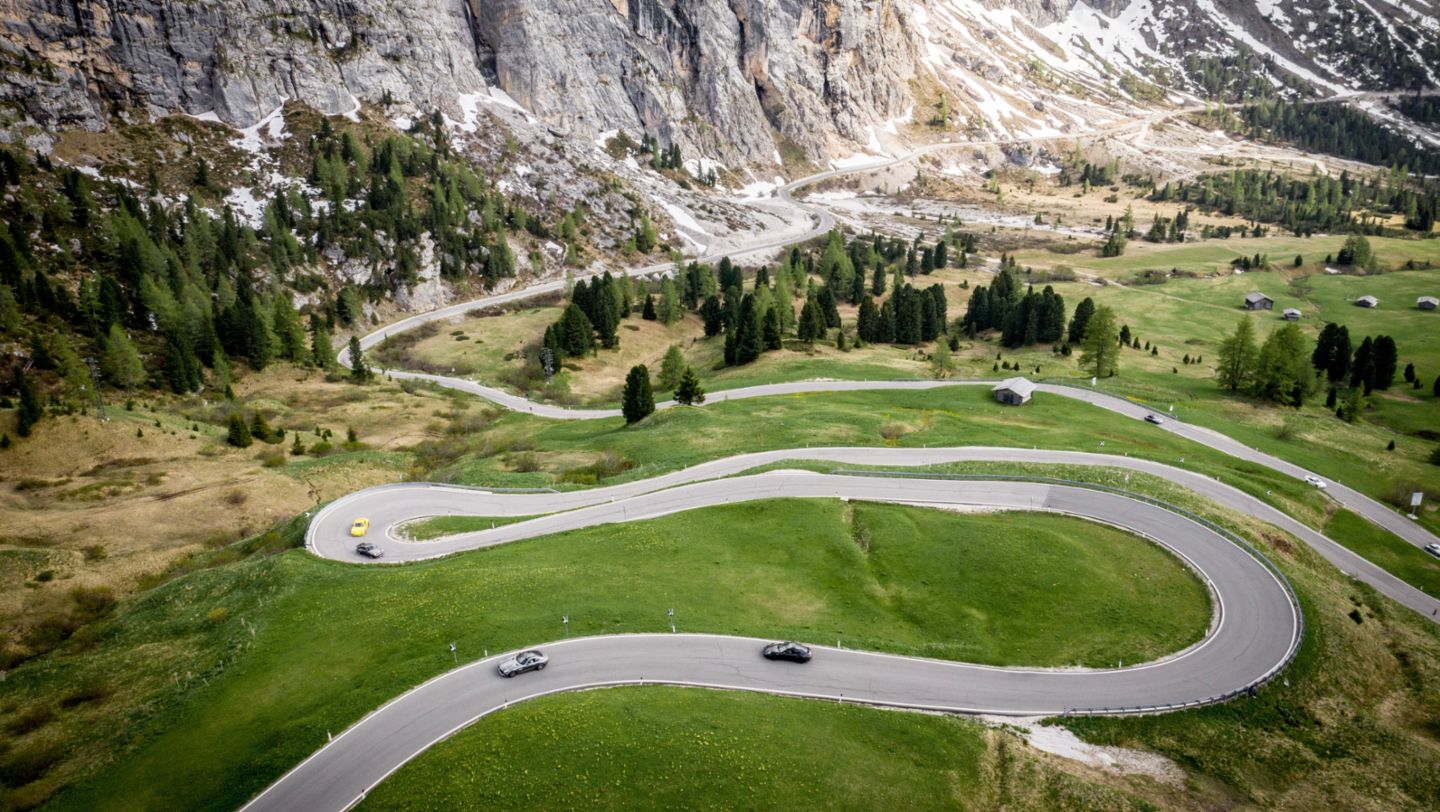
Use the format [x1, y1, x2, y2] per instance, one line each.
[660, 201, 710, 254]
[185, 110, 223, 123]
[453, 92, 483, 133]
[883, 105, 915, 135]
[226, 187, 267, 228]
[340, 93, 362, 122]
[233, 104, 286, 154]
[595, 128, 619, 148]
[736, 178, 783, 198]
[484, 87, 529, 116]
[392, 115, 413, 130]
[73, 165, 102, 179]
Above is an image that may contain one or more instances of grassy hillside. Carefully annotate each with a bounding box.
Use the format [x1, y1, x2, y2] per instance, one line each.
[2, 502, 1205, 811]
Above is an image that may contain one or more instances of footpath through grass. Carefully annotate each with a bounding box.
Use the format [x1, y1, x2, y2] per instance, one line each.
[10, 501, 1204, 812]
[357, 686, 1155, 812]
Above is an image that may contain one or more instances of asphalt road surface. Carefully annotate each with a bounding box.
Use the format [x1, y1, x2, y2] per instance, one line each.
[248, 472, 1301, 812]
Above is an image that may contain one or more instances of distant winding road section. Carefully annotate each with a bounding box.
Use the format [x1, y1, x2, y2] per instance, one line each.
[246, 464, 1302, 812]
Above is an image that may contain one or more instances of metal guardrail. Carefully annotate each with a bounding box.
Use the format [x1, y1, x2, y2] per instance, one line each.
[830, 468, 1307, 717]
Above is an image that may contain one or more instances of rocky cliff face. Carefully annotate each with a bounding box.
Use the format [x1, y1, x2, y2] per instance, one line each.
[473, 0, 918, 164]
[1, 1, 1436, 164]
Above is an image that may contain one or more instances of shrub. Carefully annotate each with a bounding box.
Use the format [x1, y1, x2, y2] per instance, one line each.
[81, 544, 107, 562]
[206, 606, 231, 625]
[32, 570, 54, 583]
[69, 586, 118, 623]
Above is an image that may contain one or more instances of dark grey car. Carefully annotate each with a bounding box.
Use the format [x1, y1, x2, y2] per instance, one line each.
[761, 641, 812, 663]
[355, 541, 384, 559]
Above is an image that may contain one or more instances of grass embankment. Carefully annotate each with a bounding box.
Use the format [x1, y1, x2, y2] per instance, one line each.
[1324, 510, 1440, 596]
[2, 502, 1204, 811]
[395, 514, 538, 540]
[358, 687, 1156, 812]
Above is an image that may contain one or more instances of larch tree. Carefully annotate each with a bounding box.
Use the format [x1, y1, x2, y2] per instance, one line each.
[1216, 316, 1259, 393]
[1079, 305, 1121, 378]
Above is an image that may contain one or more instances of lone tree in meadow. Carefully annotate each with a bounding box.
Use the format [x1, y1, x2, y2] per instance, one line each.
[674, 367, 705, 406]
[621, 364, 655, 424]
[1079, 305, 1120, 378]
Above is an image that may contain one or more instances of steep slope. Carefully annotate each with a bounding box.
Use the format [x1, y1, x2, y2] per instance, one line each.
[3, 1, 1436, 166]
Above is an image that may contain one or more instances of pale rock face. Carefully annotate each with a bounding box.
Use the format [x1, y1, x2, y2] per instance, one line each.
[1, 1, 1436, 160]
[473, 0, 920, 165]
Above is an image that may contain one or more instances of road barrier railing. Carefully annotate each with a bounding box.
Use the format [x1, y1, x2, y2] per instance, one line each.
[830, 468, 1306, 717]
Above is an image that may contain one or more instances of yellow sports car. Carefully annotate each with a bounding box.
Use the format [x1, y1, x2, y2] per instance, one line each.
[350, 518, 371, 537]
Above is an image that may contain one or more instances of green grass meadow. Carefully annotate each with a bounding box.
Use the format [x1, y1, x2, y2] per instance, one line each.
[7, 502, 1204, 811]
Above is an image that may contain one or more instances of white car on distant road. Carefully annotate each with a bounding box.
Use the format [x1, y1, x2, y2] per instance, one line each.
[1303, 475, 1326, 489]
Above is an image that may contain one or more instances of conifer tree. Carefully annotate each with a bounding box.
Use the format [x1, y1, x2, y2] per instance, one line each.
[227, 412, 253, 448]
[15, 370, 41, 438]
[621, 364, 655, 424]
[348, 335, 372, 382]
[674, 366, 705, 406]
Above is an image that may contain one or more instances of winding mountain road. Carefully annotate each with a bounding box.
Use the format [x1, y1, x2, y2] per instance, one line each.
[248, 468, 1303, 812]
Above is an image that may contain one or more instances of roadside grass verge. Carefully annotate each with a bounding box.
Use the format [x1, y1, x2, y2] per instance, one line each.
[1323, 509, 1440, 596]
[357, 686, 1157, 812]
[394, 514, 539, 540]
[5, 502, 1204, 811]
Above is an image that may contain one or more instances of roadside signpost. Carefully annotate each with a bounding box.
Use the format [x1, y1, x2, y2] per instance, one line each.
[562, 615, 569, 636]
[668, 607, 675, 633]
[1410, 492, 1423, 520]
[449, 642, 457, 664]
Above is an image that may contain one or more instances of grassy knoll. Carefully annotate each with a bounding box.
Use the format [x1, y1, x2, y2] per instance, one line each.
[358, 687, 1155, 812]
[3, 501, 1203, 811]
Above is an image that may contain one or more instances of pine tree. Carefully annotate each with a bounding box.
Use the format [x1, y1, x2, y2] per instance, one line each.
[642, 294, 657, 320]
[1067, 298, 1095, 345]
[1216, 316, 1259, 392]
[733, 295, 763, 365]
[1351, 337, 1376, 394]
[621, 364, 655, 424]
[674, 367, 705, 405]
[348, 335, 373, 382]
[227, 413, 253, 448]
[1080, 306, 1121, 378]
[558, 303, 594, 356]
[15, 370, 42, 438]
[291, 431, 306, 456]
[311, 317, 337, 369]
[763, 307, 782, 350]
[1372, 335, 1398, 390]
